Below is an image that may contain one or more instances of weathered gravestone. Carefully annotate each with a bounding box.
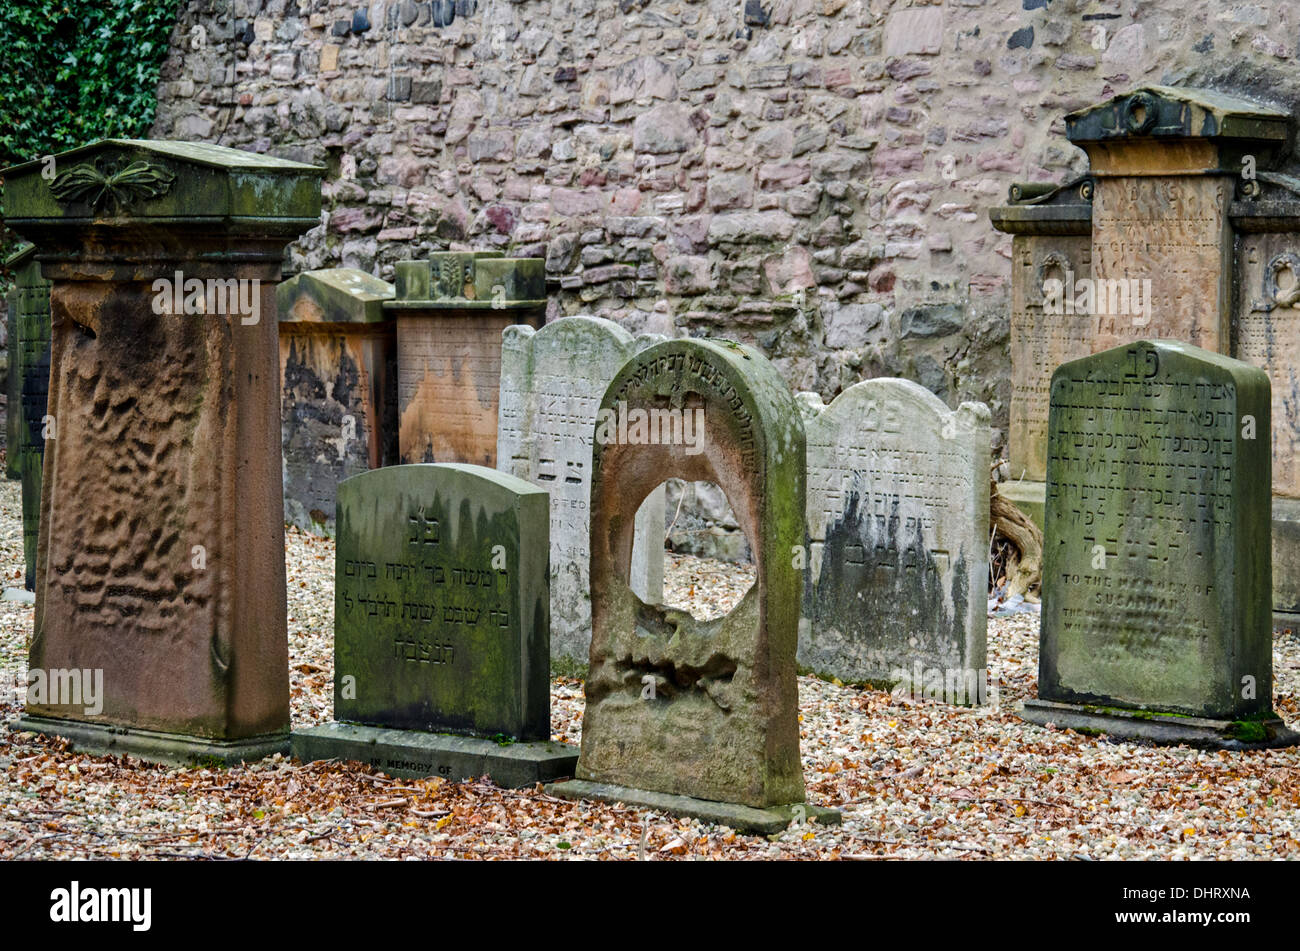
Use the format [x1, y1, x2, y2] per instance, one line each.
[385, 252, 544, 467]
[548, 339, 840, 834]
[3, 244, 52, 590]
[497, 315, 665, 669]
[796, 379, 990, 699]
[3, 139, 322, 764]
[1023, 339, 1298, 747]
[292, 463, 578, 785]
[277, 267, 398, 535]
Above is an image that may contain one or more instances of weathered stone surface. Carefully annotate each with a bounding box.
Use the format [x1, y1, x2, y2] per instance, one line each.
[1235, 232, 1300, 499]
[277, 268, 398, 535]
[386, 253, 545, 467]
[1039, 340, 1272, 721]
[292, 722, 577, 786]
[333, 463, 551, 741]
[578, 339, 808, 810]
[1020, 699, 1300, 750]
[3, 245, 51, 590]
[3, 139, 321, 758]
[1066, 87, 1288, 356]
[797, 379, 990, 694]
[497, 316, 665, 667]
[546, 779, 841, 835]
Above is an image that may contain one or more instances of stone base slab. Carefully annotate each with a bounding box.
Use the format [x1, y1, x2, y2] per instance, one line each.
[1272, 497, 1300, 619]
[545, 779, 842, 836]
[11, 715, 289, 766]
[998, 480, 1045, 531]
[1020, 699, 1300, 750]
[292, 722, 578, 788]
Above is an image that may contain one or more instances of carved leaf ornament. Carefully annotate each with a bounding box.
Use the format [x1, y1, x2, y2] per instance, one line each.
[49, 158, 176, 214]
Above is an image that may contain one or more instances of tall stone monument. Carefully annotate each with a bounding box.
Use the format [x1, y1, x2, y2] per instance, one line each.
[3, 139, 322, 764]
[385, 251, 544, 468]
[991, 86, 1300, 621]
[497, 315, 665, 669]
[277, 267, 397, 535]
[3, 243, 52, 590]
[1023, 340, 1296, 747]
[796, 379, 990, 698]
[292, 463, 578, 785]
[548, 339, 840, 834]
[989, 179, 1094, 526]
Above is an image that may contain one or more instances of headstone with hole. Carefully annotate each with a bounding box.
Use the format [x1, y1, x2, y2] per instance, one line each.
[2, 139, 323, 764]
[291, 463, 579, 785]
[277, 267, 398, 535]
[1023, 339, 1298, 747]
[385, 252, 544, 468]
[497, 315, 665, 670]
[547, 338, 841, 834]
[796, 379, 991, 700]
[3, 243, 52, 590]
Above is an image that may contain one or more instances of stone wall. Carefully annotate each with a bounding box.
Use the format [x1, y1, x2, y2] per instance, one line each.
[150, 0, 1300, 460]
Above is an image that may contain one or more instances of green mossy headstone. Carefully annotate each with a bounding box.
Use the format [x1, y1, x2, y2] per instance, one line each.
[1037, 340, 1273, 721]
[333, 463, 552, 741]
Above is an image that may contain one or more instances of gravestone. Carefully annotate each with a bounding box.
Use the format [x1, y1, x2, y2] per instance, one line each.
[385, 252, 544, 467]
[796, 379, 990, 699]
[3, 244, 52, 590]
[292, 463, 578, 785]
[497, 315, 665, 668]
[277, 267, 398, 535]
[3, 139, 322, 764]
[548, 339, 840, 834]
[1023, 339, 1297, 747]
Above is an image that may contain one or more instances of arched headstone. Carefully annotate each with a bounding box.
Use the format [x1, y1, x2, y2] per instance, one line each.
[797, 379, 990, 701]
[549, 339, 839, 833]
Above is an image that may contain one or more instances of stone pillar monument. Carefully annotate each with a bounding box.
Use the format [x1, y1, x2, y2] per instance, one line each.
[991, 86, 1300, 620]
[3, 243, 52, 590]
[277, 267, 398, 535]
[2, 139, 322, 764]
[385, 251, 544, 468]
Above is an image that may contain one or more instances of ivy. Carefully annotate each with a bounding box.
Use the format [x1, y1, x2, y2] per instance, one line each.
[0, 0, 185, 280]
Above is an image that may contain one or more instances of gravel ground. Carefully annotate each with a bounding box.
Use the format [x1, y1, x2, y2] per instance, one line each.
[3, 475, 1300, 860]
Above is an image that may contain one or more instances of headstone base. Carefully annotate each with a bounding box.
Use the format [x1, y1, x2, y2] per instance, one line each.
[292, 722, 578, 788]
[11, 715, 289, 766]
[1020, 700, 1300, 750]
[1272, 498, 1300, 624]
[545, 779, 842, 836]
[999, 481, 1045, 531]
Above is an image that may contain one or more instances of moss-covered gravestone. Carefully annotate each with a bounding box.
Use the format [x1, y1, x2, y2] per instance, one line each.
[3, 139, 323, 764]
[277, 267, 398, 535]
[1023, 340, 1298, 747]
[548, 339, 840, 834]
[497, 315, 666, 670]
[385, 252, 544, 468]
[3, 244, 52, 591]
[796, 379, 990, 698]
[292, 463, 578, 786]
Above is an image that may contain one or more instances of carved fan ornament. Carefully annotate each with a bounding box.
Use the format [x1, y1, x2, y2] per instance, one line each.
[48, 157, 176, 214]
